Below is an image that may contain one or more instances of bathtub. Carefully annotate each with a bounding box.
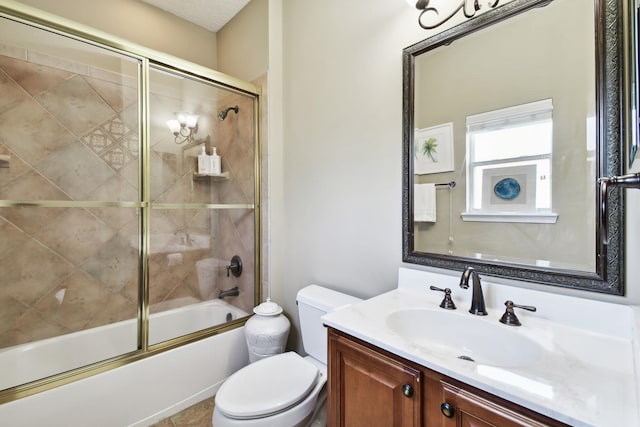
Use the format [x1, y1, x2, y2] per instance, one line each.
[0, 299, 250, 427]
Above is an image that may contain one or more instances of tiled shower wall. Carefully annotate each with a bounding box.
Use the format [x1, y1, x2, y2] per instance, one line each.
[0, 49, 259, 351]
[0, 52, 141, 348]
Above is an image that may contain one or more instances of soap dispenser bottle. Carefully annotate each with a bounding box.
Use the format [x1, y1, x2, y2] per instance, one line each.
[210, 147, 221, 175]
[198, 146, 210, 175]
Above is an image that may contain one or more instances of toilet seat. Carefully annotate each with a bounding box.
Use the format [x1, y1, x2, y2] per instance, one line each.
[215, 352, 319, 419]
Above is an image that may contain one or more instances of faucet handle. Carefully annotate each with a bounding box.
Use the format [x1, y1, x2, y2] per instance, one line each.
[226, 255, 243, 277]
[429, 286, 456, 310]
[499, 300, 537, 326]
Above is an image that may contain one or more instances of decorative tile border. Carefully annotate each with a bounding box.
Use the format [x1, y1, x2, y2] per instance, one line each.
[0, 42, 137, 87]
[81, 116, 138, 171]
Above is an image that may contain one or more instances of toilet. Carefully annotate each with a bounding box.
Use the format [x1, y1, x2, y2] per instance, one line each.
[212, 285, 362, 427]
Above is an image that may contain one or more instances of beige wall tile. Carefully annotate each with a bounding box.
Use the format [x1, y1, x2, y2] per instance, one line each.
[15, 308, 69, 344]
[34, 270, 106, 331]
[0, 68, 28, 113]
[0, 206, 70, 238]
[0, 97, 76, 165]
[0, 55, 74, 97]
[37, 209, 116, 266]
[0, 144, 31, 187]
[35, 75, 114, 136]
[0, 216, 30, 262]
[84, 291, 137, 329]
[2, 237, 74, 306]
[35, 141, 117, 200]
[81, 233, 138, 294]
[84, 75, 138, 113]
[0, 295, 28, 339]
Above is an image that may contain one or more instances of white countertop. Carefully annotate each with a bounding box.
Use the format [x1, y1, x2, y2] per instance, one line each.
[322, 268, 640, 427]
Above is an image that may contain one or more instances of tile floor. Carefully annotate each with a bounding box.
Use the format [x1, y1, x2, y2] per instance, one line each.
[150, 397, 214, 427]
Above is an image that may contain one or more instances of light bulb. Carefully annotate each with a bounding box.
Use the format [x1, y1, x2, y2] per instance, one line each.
[185, 114, 199, 129]
[166, 119, 180, 134]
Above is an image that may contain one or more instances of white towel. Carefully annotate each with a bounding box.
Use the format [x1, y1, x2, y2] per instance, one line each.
[414, 183, 436, 222]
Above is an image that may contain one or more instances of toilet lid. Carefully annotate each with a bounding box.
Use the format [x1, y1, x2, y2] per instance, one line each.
[216, 352, 319, 419]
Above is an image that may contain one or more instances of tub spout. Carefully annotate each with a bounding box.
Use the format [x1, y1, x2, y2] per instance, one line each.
[219, 286, 239, 299]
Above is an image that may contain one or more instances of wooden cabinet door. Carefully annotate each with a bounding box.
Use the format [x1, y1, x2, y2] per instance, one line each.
[440, 382, 556, 427]
[328, 330, 422, 427]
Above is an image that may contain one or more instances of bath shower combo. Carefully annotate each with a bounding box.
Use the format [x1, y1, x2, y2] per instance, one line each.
[0, 3, 262, 425]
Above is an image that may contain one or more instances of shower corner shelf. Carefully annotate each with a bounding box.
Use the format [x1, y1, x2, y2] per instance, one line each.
[193, 171, 230, 181]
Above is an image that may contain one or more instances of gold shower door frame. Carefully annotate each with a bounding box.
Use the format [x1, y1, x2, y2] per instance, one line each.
[0, 2, 261, 403]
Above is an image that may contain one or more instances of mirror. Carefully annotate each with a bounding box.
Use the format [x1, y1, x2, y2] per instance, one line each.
[403, 0, 627, 294]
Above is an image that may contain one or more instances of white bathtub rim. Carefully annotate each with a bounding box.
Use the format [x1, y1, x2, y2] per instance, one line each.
[0, 299, 248, 390]
[0, 316, 249, 426]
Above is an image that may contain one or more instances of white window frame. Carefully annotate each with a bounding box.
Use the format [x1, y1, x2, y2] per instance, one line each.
[461, 99, 559, 224]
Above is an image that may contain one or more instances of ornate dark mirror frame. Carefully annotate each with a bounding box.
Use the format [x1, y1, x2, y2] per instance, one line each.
[402, 0, 627, 295]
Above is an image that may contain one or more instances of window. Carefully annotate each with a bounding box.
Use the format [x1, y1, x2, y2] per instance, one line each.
[462, 99, 558, 223]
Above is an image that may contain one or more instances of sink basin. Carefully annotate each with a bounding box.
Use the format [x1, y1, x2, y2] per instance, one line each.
[385, 309, 543, 368]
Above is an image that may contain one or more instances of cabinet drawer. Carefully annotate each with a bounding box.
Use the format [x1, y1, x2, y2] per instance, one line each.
[440, 381, 558, 427]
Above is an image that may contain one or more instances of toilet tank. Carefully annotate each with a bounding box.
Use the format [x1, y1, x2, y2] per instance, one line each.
[296, 285, 362, 364]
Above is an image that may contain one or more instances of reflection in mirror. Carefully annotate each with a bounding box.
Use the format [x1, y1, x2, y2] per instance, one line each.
[414, 0, 594, 270]
[403, 0, 626, 294]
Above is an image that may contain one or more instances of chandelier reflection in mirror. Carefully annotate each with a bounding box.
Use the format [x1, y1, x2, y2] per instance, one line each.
[406, 0, 501, 29]
[167, 112, 199, 144]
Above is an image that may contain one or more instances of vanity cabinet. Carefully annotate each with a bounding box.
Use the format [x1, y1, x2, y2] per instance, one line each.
[327, 328, 568, 427]
[328, 327, 422, 426]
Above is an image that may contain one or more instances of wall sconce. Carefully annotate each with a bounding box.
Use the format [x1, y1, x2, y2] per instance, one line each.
[407, 0, 501, 30]
[167, 113, 199, 145]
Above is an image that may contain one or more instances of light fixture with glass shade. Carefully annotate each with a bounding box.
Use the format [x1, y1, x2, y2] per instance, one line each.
[406, 0, 502, 30]
[167, 112, 199, 144]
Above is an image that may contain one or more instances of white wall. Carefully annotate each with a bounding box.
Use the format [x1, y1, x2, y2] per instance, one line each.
[275, 0, 638, 350]
[275, 0, 427, 349]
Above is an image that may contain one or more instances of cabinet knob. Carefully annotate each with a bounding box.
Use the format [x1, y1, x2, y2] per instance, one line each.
[440, 402, 455, 418]
[402, 384, 414, 398]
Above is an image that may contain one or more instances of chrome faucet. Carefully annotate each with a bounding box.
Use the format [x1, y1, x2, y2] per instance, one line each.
[459, 267, 487, 316]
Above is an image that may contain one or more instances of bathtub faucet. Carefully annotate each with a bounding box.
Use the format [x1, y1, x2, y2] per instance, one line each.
[174, 229, 194, 247]
[219, 286, 239, 299]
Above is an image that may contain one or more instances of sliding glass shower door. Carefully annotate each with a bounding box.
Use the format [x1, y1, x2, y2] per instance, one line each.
[0, 16, 142, 390]
[0, 7, 260, 400]
[146, 66, 257, 345]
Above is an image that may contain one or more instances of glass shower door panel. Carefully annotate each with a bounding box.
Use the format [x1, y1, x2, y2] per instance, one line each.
[0, 207, 140, 391]
[147, 207, 254, 345]
[147, 66, 255, 205]
[0, 17, 141, 390]
[148, 67, 255, 345]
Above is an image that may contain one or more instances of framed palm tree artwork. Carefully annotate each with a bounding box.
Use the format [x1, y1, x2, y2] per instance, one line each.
[413, 122, 454, 174]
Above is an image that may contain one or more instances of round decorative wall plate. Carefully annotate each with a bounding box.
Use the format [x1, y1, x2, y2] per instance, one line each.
[494, 177, 521, 200]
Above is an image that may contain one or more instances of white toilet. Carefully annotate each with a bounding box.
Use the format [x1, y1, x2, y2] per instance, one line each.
[212, 285, 361, 427]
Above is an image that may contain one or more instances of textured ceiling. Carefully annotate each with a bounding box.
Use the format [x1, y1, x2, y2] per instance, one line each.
[141, 0, 251, 32]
